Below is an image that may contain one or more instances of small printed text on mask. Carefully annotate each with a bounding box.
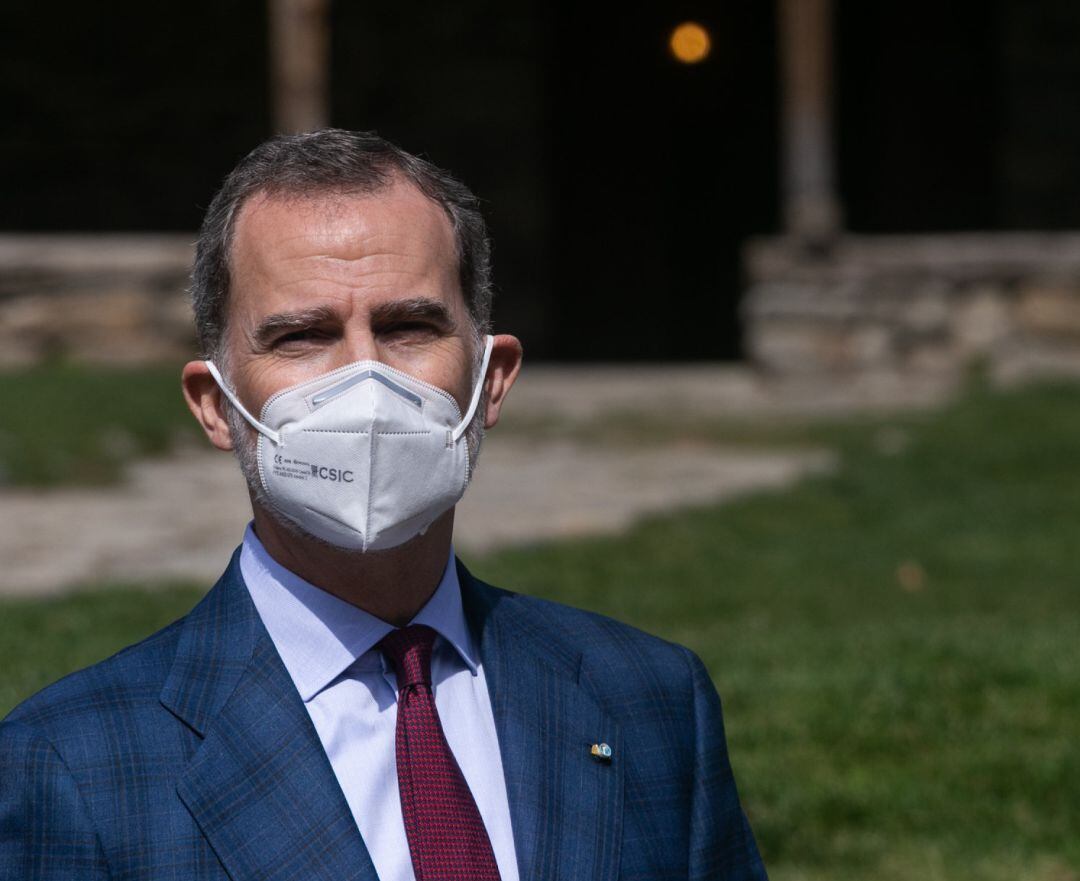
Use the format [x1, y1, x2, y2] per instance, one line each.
[272, 454, 354, 483]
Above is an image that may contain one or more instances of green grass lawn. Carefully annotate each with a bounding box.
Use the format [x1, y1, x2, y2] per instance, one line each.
[0, 362, 196, 485]
[2, 381, 1078, 879]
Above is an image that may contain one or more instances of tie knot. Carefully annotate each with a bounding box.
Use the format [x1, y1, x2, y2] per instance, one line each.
[379, 624, 437, 689]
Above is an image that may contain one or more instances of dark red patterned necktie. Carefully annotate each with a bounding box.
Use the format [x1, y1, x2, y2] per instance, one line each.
[379, 624, 502, 881]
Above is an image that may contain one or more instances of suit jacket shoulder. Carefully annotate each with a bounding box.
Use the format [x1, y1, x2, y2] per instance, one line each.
[5, 613, 187, 734]
[459, 564, 768, 880]
[461, 565, 709, 719]
[0, 550, 269, 880]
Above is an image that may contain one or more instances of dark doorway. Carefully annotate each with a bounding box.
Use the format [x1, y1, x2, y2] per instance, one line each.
[332, 0, 779, 361]
[543, 0, 779, 360]
[837, 0, 1080, 232]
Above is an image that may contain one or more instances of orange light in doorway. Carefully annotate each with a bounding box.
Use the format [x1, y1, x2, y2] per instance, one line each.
[669, 21, 711, 64]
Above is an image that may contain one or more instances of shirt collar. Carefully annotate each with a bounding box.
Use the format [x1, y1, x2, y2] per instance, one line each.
[239, 523, 478, 702]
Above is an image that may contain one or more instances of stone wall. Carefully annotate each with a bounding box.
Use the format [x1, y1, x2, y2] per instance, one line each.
[8, 231, 1080, 382]
[0, 235, 195, 367]
[742, 233, 1080, 384]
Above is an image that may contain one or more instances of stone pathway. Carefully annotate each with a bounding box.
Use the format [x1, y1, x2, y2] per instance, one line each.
[0, 365, 947, 596]
[457, 440, 833, 553]
[0, 441, 833, 596]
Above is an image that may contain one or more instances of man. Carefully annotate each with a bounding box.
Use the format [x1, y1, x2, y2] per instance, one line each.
[0, 130, 767, 880]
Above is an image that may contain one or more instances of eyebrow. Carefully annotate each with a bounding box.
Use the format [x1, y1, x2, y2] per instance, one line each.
[249, 297, 457, 349]
[369, 297, 456, 332]
[251, 305, 341, 349]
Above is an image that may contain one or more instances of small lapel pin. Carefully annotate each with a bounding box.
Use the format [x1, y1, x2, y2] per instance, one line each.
[590, 742, 613, 763]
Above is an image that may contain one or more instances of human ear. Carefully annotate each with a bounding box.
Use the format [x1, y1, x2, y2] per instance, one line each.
[482, 334, 524, 429]
[181, 360, 235, 451]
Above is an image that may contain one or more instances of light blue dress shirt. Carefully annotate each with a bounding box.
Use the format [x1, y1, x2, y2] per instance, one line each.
[239, 524, 520, 881]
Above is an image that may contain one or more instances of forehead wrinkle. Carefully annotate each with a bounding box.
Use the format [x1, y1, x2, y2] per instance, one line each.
[262, 237, 451, 293]
[242, 184, 455, 258]
[231, 184, 457, 287]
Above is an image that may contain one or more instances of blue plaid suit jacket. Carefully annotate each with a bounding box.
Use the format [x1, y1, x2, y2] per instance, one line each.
[1, 550, 767, 880]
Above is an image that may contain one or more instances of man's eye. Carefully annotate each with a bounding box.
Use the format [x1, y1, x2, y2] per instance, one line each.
[276, 329, 323, 345]
[385, 323, 438, 340]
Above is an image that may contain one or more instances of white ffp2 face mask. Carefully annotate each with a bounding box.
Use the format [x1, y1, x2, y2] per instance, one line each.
[205, 335, 494, 552]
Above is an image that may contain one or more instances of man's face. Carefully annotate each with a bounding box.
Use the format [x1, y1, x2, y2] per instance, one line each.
[221, 179, 478, 424]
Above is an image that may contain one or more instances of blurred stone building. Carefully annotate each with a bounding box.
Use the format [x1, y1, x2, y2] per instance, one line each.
[2, 0, 1079, 377]
[745, 0, 1080, 385]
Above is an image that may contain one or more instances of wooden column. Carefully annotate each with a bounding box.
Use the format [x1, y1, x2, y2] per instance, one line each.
[778, 0, 842, 243]
[269, 0, 331, 134]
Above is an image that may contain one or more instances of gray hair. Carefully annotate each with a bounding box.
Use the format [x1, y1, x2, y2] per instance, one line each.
[191, 128, 494, 362]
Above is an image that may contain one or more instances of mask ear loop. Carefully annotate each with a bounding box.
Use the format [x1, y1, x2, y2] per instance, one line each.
[451, 335, 495, 443]
[204, 361, 283, 446]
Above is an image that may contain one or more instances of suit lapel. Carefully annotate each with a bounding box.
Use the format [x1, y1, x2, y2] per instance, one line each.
[162, 552, 379, 881]
[159, 551, 623, 881]
[460, 562, 624, 881]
